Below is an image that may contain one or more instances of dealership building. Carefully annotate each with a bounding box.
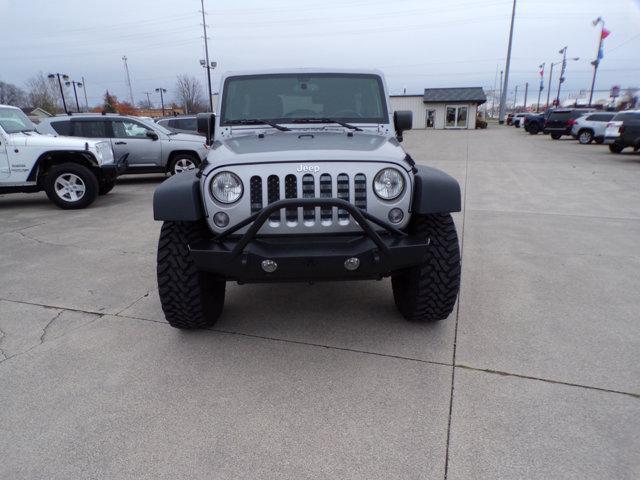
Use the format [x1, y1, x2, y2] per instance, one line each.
[390, 87, 486, 130]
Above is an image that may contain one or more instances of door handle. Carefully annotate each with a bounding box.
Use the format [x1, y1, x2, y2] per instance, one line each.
[114, 141, 127, 145]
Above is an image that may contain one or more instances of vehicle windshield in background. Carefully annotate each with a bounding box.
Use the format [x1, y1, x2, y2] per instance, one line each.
[139, 117, 172, 135]
[0, 107, 37, 133]
[221, 73, 388, 125]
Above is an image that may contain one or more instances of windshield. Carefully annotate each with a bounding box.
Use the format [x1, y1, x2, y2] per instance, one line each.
[0, 107, 37, 133]
[138, 117, 173, 135]
[220, 73, 388, 125]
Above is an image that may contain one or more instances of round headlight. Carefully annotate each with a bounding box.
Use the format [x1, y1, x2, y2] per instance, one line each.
[210, 171, 243, 204]
[373, 168, 405, 200]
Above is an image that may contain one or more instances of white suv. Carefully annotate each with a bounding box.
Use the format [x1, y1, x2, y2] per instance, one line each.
[0, 105, 126, 209]
[570, 112, 616, 144]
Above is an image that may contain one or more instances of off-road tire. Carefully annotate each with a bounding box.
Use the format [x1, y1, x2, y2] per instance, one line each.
[609, 144, 624, 154]
[528, 123, 540, 135]
[578, 129, 593, 144]
[391, 213, 461, 322]
[157, 221, 225, 329]
[168, 154, 200, 175]
[98, 180, 116, 195]
[594, 137, 604, 145]
[44, 162, 99, 209]
[550, 133, 562, 140]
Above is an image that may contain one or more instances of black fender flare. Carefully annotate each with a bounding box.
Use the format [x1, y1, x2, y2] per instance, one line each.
[411, 164, 461, 214]
[153, 170, 204, 221]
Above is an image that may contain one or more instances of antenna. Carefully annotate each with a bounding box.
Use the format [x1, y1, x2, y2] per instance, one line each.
[122, 55, 135, 105]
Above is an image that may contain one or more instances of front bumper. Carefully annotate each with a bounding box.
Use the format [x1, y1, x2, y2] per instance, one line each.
[98, 153, 129, 181]
[190, 198, 429, 283]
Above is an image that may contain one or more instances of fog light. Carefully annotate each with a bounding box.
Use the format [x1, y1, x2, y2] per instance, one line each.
[213, 212, 229, 227]
[344, 257, 360, 271]
[388, 208, 404, 224]
[261, 259, 278, 273]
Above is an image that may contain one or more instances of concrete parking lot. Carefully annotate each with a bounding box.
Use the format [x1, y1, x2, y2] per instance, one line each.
[1, 127, 638, 479]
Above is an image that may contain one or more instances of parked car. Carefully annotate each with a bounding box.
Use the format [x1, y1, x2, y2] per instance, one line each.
[543, 108, 595, 139]
[37, 114, 208, 174]
[512, 113, 528, 128]
[604, 110, 640, 153]
[524, 112, 546, 134]
[570, 112, 616, 144]
[153, 69, 462, 329]
[0, 104, 126, 209]
[156, 115, 203, 135]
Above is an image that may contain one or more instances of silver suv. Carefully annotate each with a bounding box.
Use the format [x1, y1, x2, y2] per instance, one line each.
[570, 112, 616, 144]
[37, 114, 208, 174]
[153, 69, 462, 329]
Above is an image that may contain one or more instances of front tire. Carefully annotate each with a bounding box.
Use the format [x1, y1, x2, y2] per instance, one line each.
[157, 221, 225, 329]
[550, 133, 562, 140]
[168, 154, 199, 175]
[44, 163, 99, 209]
[391, 214, 461, 322]
[528, 123, 540, 135]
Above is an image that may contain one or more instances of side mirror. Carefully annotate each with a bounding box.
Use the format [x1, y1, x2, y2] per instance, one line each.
[393, 111, 413, 142]
[146, 131, 159, 141]
[197, 112, 216, 145]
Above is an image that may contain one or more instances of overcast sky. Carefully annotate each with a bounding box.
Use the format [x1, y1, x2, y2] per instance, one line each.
[2, 0, 639, 107]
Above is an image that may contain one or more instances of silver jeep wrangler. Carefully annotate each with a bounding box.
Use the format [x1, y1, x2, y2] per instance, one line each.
[153, 69, 461, 329]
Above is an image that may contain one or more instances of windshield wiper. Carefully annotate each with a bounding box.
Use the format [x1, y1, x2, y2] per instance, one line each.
[227, 119, 291, 131]
[289, 118, 363, 131]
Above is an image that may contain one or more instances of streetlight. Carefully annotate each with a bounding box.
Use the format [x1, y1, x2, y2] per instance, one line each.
[545, 54, 579, 110]
[48, 73, 69, 113]
[200, 59, 217, 111]
[588, 17, 608, 106]
[537, 63, 545, 112]
[555, 47, 580, 107]
[155, 88, 167, 116]
[65, 79, 83, 112]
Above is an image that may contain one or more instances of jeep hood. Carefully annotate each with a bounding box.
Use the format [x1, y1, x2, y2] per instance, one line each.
[12, 132, 102, 149]
[204, 131, 409, 172]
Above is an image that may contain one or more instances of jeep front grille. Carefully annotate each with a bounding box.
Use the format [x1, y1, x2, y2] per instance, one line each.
[249, 172, 367, 226]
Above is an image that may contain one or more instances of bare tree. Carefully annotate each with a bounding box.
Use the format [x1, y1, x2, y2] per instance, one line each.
[0, 81, 27, 107]
[174, 75, 206, 114]
[26, 72, 61, 114]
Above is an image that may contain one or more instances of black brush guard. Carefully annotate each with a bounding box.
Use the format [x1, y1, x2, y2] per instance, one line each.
[189, 198, 430, 282]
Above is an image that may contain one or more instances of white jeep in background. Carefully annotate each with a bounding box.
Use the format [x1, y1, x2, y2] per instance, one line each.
[0, 104, 126, 209]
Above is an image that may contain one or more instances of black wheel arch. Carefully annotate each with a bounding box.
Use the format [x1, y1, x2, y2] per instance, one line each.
[411, 164, 461, 215]
[28, 150, 99, 183]
[153, 169, 205, 221]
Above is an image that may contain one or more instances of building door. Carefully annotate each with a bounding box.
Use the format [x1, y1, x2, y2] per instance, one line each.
[425, 109, 436, 128]
[445, 105, 468, 128]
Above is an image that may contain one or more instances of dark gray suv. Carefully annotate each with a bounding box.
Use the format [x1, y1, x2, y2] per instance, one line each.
[37, 114, 208, 174]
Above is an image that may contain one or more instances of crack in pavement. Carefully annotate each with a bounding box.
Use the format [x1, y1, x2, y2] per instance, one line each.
[2, 298, 638, 399]
[0, 325, 6, 360]
[14, 230, 145, 256]
[115, 290, 151, 316]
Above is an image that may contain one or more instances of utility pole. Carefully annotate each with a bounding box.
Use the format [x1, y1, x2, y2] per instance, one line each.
[498, 0, 517, 124]
[546, 62, 556, 109]
[144, 91, 153, 108]
[155, 88, 167, 116]
[491, 64, 499, 117]
[200, 0, 214, 111]
[81, 76, 89, 111]
[556, 47, 567, 107]
[48, 73, 69, 113]
[499, 70, 503, 112]
[588, 17, 605, 107]
[537, 63, 544, 112]
[513, 85, 518, 110]
[122, 55, 135, 105]
[523, 82, 529, 111]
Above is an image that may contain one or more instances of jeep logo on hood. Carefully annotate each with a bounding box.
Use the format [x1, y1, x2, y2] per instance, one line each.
[296, 164, 320, 173]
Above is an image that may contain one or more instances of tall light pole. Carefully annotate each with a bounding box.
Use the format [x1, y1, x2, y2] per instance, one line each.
[588, 17, 607, 106]
[536, 63, 545, 112]
[200, 0, 214, 111]
[513, 85, 518, 110]
[555, 47, 568, 107]
[499, 70, 503, 113]
[81, 76, 89, 111]
[523, 82, 529, 111]
[545, 62, 558, 109]
[155, 88, 167, 116]
[498, 0, 517, 124]
[48, 73, 69, 113]
[200, 59, 217, 111]
[65, 79, 83, 112]
[122, 55, 135, 105]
